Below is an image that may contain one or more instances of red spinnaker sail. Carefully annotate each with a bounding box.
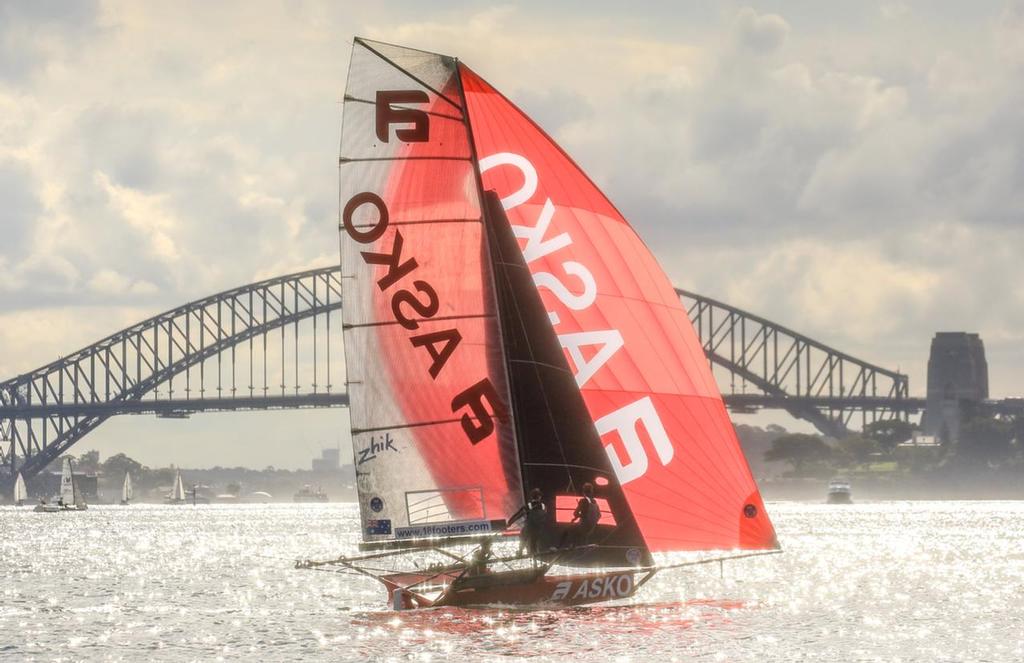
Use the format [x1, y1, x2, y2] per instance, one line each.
[460, 66, 777, 551]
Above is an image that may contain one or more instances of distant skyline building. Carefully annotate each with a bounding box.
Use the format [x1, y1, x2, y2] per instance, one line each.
[311, 447, 341, 472]
[923, 332, 989, 443]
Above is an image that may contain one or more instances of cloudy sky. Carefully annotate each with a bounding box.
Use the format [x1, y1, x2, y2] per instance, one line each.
[2, 1, 1022, 469]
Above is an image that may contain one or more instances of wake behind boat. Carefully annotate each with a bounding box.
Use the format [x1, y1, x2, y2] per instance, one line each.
[297, 37, 779, 609]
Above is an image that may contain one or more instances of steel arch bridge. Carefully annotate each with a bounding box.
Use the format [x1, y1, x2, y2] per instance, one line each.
[0, 267, 347, 481]
[1, 267, 920, 483]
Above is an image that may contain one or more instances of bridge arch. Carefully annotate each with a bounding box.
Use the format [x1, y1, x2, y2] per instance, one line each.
[1, 267, 345, 479]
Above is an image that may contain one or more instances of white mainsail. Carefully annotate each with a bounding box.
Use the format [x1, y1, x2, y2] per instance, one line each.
[13, 472, 27, 504]
[122, 472, 133, 503]
[171, 470, 186, 502]
[60, 458, 77, 505]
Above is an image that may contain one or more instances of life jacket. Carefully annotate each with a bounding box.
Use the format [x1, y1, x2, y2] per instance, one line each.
[525, 500, 547, 528]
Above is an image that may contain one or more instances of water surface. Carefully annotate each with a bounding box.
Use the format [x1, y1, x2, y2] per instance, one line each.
[1, 501, 1021, 661]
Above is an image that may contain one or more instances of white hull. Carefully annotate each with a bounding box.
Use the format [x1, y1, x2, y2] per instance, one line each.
[33, 503, 87, 513]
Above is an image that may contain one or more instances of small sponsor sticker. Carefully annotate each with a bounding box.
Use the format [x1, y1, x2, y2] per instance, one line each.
[550, 574, 635, 602]
[369, 496, 384, 513]
[625, 547, 642, 565]
[357, 433, 399, 465]
[366, 519, 392, 536]
[394, 519, 496, 539]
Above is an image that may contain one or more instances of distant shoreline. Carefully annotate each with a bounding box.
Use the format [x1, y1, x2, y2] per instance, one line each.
[759, 475, 1024, 501]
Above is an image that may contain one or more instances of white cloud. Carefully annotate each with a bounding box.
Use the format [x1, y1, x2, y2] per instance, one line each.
[3, 1, 1024, 467]
[732, 7, 790, 55]
[880, 2, 911, 21]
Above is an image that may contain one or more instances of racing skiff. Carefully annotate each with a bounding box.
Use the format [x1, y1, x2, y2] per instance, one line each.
[297, 37, 779, 609]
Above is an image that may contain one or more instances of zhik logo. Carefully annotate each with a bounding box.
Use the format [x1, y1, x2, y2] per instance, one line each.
[357, 433, 399, 465]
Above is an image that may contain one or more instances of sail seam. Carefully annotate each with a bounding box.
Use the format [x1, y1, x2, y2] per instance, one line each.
[339, 156, 471, 164]
[507, 358, 575, 375]
[345, 218, 481, 229]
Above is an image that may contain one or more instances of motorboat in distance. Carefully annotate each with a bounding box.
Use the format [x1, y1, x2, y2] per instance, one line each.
[293, 485, 329, 503]
[827, 478, 853, 504]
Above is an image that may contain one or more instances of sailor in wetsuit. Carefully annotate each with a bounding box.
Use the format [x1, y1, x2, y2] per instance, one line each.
[465, 538, 493, 577]
[567, 482, 601, 548]
[509, 488, 547, 557]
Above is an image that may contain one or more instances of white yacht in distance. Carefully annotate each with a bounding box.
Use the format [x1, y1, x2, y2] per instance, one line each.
[34, 458, 88, 512]
[166, 470, 187, 504]
[827, 478, 853, 504]
[13, 472, 27, 506]
[121, 472, 133, 505]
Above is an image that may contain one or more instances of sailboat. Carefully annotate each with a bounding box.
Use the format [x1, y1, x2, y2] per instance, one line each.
[297, 38, 779, 609]
[13, 472, 27, 506]
[34, 458, 88, 512]
[120, 471, 134, 505]
[165, 470, 187, 504]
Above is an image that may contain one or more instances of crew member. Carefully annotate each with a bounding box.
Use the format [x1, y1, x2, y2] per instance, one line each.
[509, 488, 547, 557]
[566, 482, 601, 548]
[466, 539, 493, 577]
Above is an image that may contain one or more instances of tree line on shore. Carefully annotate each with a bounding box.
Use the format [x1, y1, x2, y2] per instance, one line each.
[49, 450, 353, 497]
[760, 413, 1024, 478]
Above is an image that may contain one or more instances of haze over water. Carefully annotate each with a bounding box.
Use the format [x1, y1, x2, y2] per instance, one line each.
[0, 501, 1021, 661]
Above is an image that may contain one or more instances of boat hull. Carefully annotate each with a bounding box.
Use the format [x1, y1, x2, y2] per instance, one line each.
[33, 504, 87, 512]
[385, 567, 650, 609]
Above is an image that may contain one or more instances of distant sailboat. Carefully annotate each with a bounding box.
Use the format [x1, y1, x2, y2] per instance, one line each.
[13, 472, 27, 506]
[34, 458, 87, 512]
[121, 472, 134, 505]
[166, 470, 187, 504]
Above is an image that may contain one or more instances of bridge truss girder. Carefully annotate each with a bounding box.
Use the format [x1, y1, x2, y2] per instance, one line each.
[678, 289, 914, 438]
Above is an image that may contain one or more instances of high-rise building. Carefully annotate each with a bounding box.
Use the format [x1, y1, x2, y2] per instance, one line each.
[312, 447, 341, 472]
